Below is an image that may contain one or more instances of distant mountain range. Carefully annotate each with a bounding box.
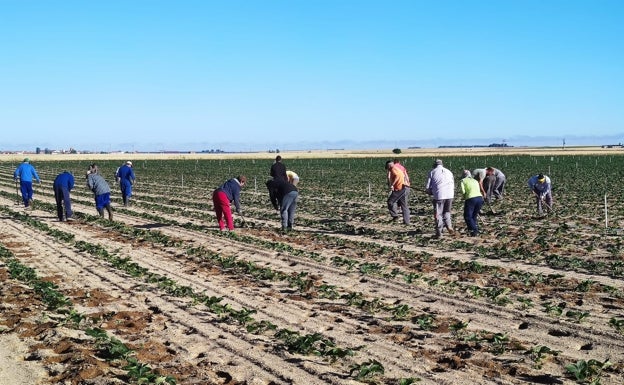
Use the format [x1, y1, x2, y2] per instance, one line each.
[2, 133, 623, 153]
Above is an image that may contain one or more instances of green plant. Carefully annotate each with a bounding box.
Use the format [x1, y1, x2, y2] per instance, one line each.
[349, 359, 385, 381]
[608, 317, 624, 334]
[124, 357, 177, 384]
[450, 320, 470, 339]
[565, 310, 590, 323]
[412, 314, 435, 331]
[527, 345, 560, 369]
[542, 301, 566, 316]
[565, 358, 612, 384]
[398, 378, 421, 384]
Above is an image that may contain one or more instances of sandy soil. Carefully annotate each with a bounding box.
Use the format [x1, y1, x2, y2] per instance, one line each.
[0, 334, 47, 384]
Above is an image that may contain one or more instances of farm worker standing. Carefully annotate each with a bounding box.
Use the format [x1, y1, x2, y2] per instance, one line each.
[270, 156, 288, 182]
[286, 170, 300, 186]
[86, 164, 114, 220]
[116, 161, 136, 206]
[425, 159, 455, 238]
[460, 170, 484, 236]
[53, 171, 75, 221]
[212, 176, 247, 231]
[485, 167, 506, 202]
[13, 158, 41, 209]
[528, 173, 552, 215]
[386, 160, 410, 224]
[266, 179, 299, 232]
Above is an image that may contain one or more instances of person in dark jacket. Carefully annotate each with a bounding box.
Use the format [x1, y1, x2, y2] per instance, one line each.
[86, 164, 114, 220]
[53, 171, 75, 221]
[212, 176, 247, 231]
[270, 155, 287, 182]
[266, 179, 299, 231]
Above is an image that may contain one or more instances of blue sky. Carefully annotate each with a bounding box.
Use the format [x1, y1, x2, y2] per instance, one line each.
[2, 0, 623, 152]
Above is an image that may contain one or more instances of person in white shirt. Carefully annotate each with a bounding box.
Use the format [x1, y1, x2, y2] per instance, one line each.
[425, 159, 455, 238]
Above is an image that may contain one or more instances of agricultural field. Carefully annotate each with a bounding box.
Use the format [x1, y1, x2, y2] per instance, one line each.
[1, 152, 624, 385]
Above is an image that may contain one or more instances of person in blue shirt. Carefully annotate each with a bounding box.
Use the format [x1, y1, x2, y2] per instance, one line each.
[53, 171, 75, 221]
[528, 173, 552, 215]
[212, 176, 246, 231]
[13, 158, 41, 208]
[115, 161, 136, 206]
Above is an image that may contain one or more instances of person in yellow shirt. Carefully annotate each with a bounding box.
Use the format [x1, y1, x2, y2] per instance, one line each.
[460, 170, 484, 236]
[385, 160, 410, 224]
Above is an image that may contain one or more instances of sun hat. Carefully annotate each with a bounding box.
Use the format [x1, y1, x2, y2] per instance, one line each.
[463, 170, 471, 178]
[126, 161, 133, 166]
[23, 158, 30, 163]
[433, 159, 443, 167]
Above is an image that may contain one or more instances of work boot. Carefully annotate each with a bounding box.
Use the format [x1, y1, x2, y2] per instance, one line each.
[106, 205, 113, 221]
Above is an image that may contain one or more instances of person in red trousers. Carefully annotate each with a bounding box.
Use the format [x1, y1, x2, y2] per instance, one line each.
[212, 175, 247, 231]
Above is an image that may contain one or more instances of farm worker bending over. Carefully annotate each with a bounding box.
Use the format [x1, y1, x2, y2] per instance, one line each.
[528, 173, 552, 215]
[386, 160, 410, 224]
[286, 170, 300, 186]
[270, 156, 288, 182]
[472, 168, 492, 201]
[86, 164, 114, 221]
[266, 179, 299, 232]
[53, 171, 75, 221]
[426, 159, 455, 238]
[485, 167, 506, 202]
[212, 176, 247, 231]
[116, 161, 136, 206]
[13, 158, 41, 209]
[460, 170, 484, 237]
